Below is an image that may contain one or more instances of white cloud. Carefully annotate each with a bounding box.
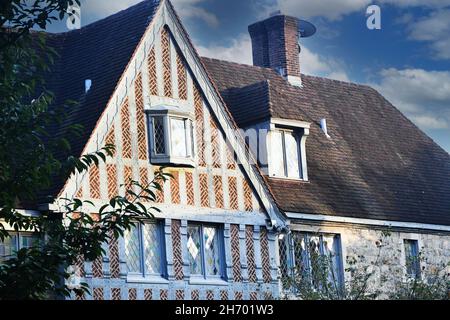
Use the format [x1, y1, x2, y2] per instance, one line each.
[172, 0, 219, 27]
[269, 0, 371, 21]
[198, 34, 351, 81]
[80, 0, 219, 27]
[197, 34, 253, 65]
[300, 46, 350, 81]
[299, 46, 330, 74]
[382, 0, 450, 8]
[262, 1, 450, 61]
[372, 68, 450, 129]
[413, 115, 448, 130]
[405, 9, 450, 60]
[265, 0, 450, 21]
[327, 71, 350, 82]
[80, 0, 142, 17]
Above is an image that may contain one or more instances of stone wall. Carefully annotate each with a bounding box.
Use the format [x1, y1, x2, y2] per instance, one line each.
[288, 222, 450, 298]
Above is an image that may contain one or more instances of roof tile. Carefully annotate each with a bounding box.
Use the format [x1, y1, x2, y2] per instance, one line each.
[203, 57, 450, 226]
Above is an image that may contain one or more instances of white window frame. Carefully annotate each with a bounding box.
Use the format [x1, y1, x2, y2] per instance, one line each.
[187, 223, 225, 281]
[147, 110, 196, 167]
[125, 220, 167, 281]
[0, 232, 40, 263]
[269, 128, 302, 179]
[268, 119, 310, 181]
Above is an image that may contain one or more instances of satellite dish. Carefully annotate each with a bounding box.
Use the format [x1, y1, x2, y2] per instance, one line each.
[298, 19, 316, 38]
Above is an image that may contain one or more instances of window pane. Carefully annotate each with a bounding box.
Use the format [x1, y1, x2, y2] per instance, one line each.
[292, 232, 309, 275]
[270, 131, 285, 177]
[322, 235, 343, 286]
[143, 223, 162, 275]
[203, 226, 221, 276]
[278, 234, 290, 289]
[284, 132, 300, 178]
[125, 226, 142, 273]
[404, 240, 420, 278]
[291, 232, 344, 290]
[308, 236, 321, 255]
[308, 235, 322, 287]
[187, 225, 202, 275]
[0, 234, 18, 263]
[153, 116, 166, 154]
[20, 234, 40, 249]
[171, 118, 188, 157]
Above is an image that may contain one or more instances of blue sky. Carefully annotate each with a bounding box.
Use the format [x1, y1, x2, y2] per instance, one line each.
[45, 0, 450, 152]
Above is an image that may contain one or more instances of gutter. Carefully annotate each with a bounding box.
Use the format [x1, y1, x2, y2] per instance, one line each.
[286, 212, 450, 233]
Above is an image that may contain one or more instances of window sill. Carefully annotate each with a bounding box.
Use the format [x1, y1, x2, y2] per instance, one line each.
[126, 275, 169, 285]
[188, 278, 229, 286]
[150, 155, 196, 168]
[268, 175, 308, 182]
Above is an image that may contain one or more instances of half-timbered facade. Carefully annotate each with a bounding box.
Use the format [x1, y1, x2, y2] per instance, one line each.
[43, 0, 285, 300]
[3, 0, 449, 300]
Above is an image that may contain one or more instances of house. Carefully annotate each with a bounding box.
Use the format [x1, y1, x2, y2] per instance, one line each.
[204, 14, 450, 294]
[32, 0, 284, 300]
[3, 0, 449, 300]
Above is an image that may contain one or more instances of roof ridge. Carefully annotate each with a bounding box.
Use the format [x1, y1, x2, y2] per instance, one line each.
[201, 56, 374, 89]
[201, 56, 279, 74]
[301, 72, 370, 88]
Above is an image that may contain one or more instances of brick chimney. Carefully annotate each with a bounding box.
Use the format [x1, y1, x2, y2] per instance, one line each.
[248, 12, 302, 86]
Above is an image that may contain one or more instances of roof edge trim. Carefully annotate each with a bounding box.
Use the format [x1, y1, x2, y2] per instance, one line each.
[287, 212, 450, 232]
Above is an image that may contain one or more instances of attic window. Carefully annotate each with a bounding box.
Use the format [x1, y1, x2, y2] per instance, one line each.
[148, 111, 195, 167]
[270, 129, 301, 179]
[268, 119, 310, 181]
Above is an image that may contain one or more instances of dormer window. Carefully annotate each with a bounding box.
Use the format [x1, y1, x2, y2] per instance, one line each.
[148, 111, 195, 167]
[268, 119, 310, 181]
[271, 129, 300, 179]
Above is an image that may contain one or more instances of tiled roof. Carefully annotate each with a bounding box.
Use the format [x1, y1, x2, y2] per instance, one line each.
[218, 80, 272, 127]
[203, 57, 450, 226]
[34, 0, 161, 203]
[31, 0, 450, 226]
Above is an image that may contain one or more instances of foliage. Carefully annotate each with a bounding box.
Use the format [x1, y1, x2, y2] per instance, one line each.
[0, 169, 170, 300]
[283, 232, 449, 300]
[390, 254, 449, 300]
[1, 0, 80, 48]
[283, 243, 381, 300]
[0, 1, 170, 299]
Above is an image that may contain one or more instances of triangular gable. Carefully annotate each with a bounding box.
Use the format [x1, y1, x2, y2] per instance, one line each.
[52, 0, 285, 228]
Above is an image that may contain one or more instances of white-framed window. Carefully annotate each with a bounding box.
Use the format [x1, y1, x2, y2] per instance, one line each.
[270, 129, 301, 179]
[187, 224, 224, 279]
[148, 113, 195, 166]
[0, 232, 40, 263]
[124, 221, 166, 278]
[404, 239, 421, 279]
[279, 232, 344, 291]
